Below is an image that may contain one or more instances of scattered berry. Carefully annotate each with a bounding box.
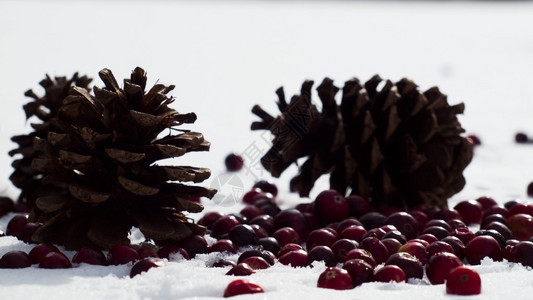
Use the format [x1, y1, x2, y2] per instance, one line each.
[157, 246, 189, 260]
[342, 259, 374, 287]
[225, 153, 244, 171]
[307, 246, 336, 267]
[374, 265, 406, 283]
[314, 190, 349, 225]
[446, 267, 481, 295]
[29, 243, 60, 265]
[0, 251, 32, 269]
[39, 252, 72, 269]
[253, 181, 278, 197]
[278, 249, 308, 268]
[226, 263, 255, 276]
[73, 247, 108, 265]
[426, 252, 463, 285]
[317, 267, 353, 290]
[223, 279, 264, 297]
[385, 252, 423, 280]
[108, 244, 140, 265]
[130, 258, 163, 278]
[465, 235, 502, 265]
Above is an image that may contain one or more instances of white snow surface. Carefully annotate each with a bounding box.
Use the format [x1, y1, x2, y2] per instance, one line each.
[1, 0, 533, 299]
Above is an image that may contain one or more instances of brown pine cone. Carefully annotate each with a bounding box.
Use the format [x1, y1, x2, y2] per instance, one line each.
[252, 75, 473, 210]
[30, 67, 216, 249]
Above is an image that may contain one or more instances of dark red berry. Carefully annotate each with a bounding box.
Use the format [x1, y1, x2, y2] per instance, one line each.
[225, 153, 244, 171]
[484, 206, 509, 219]
[226, 263, 255, 276]
[426, 241, 455, 258]
[73, 247, 108, 265]
[273, 227, 301, 246]
[508, 241, 533, 267]
[273, 209, 309, 240]
[441, 236, 466, 260]
[208, 240, 237, 254]
[306, 228, 338, 251]
[384, 212, 419, 240]
[528, 182, 533, 198]
[278, 243, 304, 257]
[346, 195, 372, 217]
[465, 235, 502, 265]
[331, 239, 359, 263]
[407, 238, 429, 248]
[509, 202, 533, 216]
[451, 227, 476, 245]
[424, 219, 452, 232]
[39, 252, 72, 269]
[314, 190, 349, 225]
[483, 222, 513, 241]
[241, 256, 270, 270]
[422, 226, 449, 240]
[212, 215, 240, 239]
[374, 265, 406, 283]
[253, 181, 278, 197]
[466, 134, 481, 146]
[130, 258, 163, 277]
[157, 246, 189, 260]
[515, 132, 529, 143]
[229, 224, 258, 247]
[385, 252, 423, 279]
[307, 246, 336, 267]
[476, 196, 497, 211]
[223, 279, 264, 297]
[250, 224, 268, 239]
[240, 205, 264, 221]
[359, 212, 386, 230]
[29, 243, 60, 264]
[447, 218, 467, 230]
[19, 222, 41, 243]
[382, 230, 407, 244]
[359, 237, 389, 265]
[344, 249, 377, 268]
[342, 259, 374, 287]
[278, 249, 308, 268]
[336, 218, 363, 233]
[454, 200, 483, 225]
[398, 241, 427, 265]
[417, 233, 439, 244]
[362, 227, 387, 240]
[381, 238, 402, 255]
[474, 228, 506, 249]
[508, 213, 533, 241]
[258, 237, 280, 254]
[249, 215, 274, 233]
[409, 210, 429, 228]
[434, 208, 462, 221]
[446, 267, 481, 295]
[6, 214, 28, 237]
[238, 249, 275, 265]
[242, 189, 267, 204]
[0, 251, 31, 268]
[317, 267, 353, 290]
[481, 214, 508, 228]
[340, 225, 367, 242]
[426, 252, 463, 285]
[108, 244, 140, 265]
[198, 211, 224, 229]
[179, 235, 208, 258]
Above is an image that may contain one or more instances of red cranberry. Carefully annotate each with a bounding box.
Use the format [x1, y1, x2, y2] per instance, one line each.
[381, 238, 402, 254]
[307, 246, 336, 267]
[129, 258, 163, 277]
[342, 259, 374, 287]
[398, 241, 427, 265]
[249, 215, 274, 233]
[446, 267, 481, 295]
[250, 224, 268, 239]
[317, 267, 353, 290]
[211, 259, 236, 268]
[417, 233, 439, 244]
[137, 247, 158, 259]
[422, 226, 449, 240]
[157, 246, 189, 260]
[273, 227, 301, 246]
[454, 200, 483, 225]
[383, 212, 419, 240]
[483, 222, 513, 241]
[19, 222, 41, 243]
[258, 237, 280, 254]
[516, 132, 530, 143]
[314, 190, 349, 225]
[528, 183, 533, 197]
[374, 265, 406, 283]
[362, 227, 387, 240]
[225, 153, 244, 171]
[212, 215, 240, 239]
[475, 227, 507, 249]
[0, 197, 14, 217]
[340, 225, 367, 242]
[465, 235, 502, 265]
[360, 212, 386, 229]
[242, 189, 266, 204]
[6, 214, 28, 237]
[434, 208, 462, 221]
[278, 243, 304, 257]
[278, 249, 308, 268]
[451, 227, 476, 245]
[509, 241, 533, 267]
[344, 249, 377, 268]
[253, 180, 278, 197]
[229, 224, 258, 247]
[273, 209, 309, 240]
[409, 210, 429, 228]
[198, 211, 224, 229]
[130, 258, 163, 278]
[39, 252, 72, 269]
[295, 203, 314, 214]
[484, 206, 509, 219]
[504, 200, 519, 210]
[424, 219, 452, 232]
[385, 252, 423, 279]
[426, 252, 463, 285]
[336, 218, 363, 233]
[240, 206, 264, 221]
[466, 134, 481, 146]
[29, 243, 60, 264]
[447, 219, 467, 230]
[0, 251, 31, 268]
[108, 244, 140, 265]
[382, 230, 407, 244]
[476, 196, 497, 211]
[331, 239, 358, 263]
[226, 263, 255, 276]
[407, 238, 429, 247]
[359, 237, 389, 265]
[208, 240, 237, 254]
[238, 249, 275, 265]
[241, 256, 270, 270]
[509, 203, 533, 216]
[441, 236, 466, 260]
[73, 247, 108, 265]
[481, 214, 508, 228]
[306, 228, 337, 251]
[346, 195, 372, 217]
[508, 213, 533, 240]
[426, 241, 455, 257]
[223, 279, 264, 297]
[180, 235, 208, 258]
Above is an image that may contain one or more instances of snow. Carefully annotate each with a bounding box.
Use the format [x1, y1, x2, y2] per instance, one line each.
[1, 0, 533, 299]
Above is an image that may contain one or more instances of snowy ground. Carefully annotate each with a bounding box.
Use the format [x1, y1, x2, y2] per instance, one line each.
[1, 0, 533, 299]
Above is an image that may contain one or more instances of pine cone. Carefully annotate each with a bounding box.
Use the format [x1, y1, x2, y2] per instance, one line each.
[9, 73, 92, 208]
[31, 67, 216, 250]
[252, 76, 473, 210]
